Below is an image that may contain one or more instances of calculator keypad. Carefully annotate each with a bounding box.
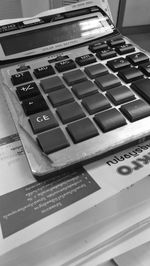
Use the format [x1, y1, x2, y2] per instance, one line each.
[7, 36, 150, 158]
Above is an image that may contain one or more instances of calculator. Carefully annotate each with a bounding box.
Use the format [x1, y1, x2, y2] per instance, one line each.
[1, 0, 150, 180]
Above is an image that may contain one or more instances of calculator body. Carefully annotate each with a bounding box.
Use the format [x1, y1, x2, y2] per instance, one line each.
[1, 0, 150, 180]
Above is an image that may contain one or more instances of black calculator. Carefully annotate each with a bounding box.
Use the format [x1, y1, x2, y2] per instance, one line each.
[1, 0, 150, 180]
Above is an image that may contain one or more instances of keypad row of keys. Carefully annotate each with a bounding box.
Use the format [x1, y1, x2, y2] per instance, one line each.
[89, 39, 135, 55]
[11, 49, 149, 90]
[26, 88, 149, 132]
[107, 52, 149, 72]
[89, 37, 125, 52]
[11, 54, 96, 85]
[11, 37, 137, 86]
[36, 97, 150, 154]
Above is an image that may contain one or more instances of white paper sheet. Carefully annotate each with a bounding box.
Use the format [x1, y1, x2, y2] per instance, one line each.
[75, 226, 150, 266]
[1, 176, 150, 266]
[114, 241, 150, 266]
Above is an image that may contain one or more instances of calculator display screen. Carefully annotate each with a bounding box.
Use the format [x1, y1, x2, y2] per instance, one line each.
[1, 16, 111, 56]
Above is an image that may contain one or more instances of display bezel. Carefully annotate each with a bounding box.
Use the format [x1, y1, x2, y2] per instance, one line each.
[0, 4, 115, 63]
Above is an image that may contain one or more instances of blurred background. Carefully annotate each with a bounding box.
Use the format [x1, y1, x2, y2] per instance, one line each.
[0, 0, 150, 51]
[0, 0, 118, 22]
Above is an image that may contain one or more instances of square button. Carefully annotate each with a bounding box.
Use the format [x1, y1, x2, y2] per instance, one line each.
[57, 102, 85, 124]
[16, 82, 40, 100]
[106, 85, 135, 105]
[67, 118, 99, 143]
[22, 95, 48, 116]
[40, 76, 64, 93]
[63, 69, 87, 86]
[29, 110, 58, 134]
[95, 74, 121, 91]
[37, 128, 70, 154]
[72, 80, 98, 99]
[48, 88, 74, 107]
[94, 108, 126, 132]
[85, 63, 108, 79]
[82, 93, 111, 114]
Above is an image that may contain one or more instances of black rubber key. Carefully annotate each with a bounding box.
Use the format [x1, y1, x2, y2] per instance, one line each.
[106, 85, 135, 105]
[120, 99, 150, 122]
[33, 65, 55, 78]
[107, 57, 130, 72]
[40, 76, 64, 93]
[82, 93, 111, 114]
[85, 63, 108, 78]
[131, 78, 150, 103]
[11, 71, 33, 85]
[72, 80, 98, 99]
[29, 110, 58, 134]
[89, 42, 108, 53]
[16, 82, 40, 100]
[118, 67, 144, 83]
[57, 102, 85, 124]
[95, 74, 121, 91]
[139, 62, 150, 76]
[126, 52, 149, 65]
[94, 108, 126, 132]
[108, 38, 125, 47]
[96, 48, 117, 60]
[63, 69, 87, 86]
[22, 95, 48, 116]
[75, 54, 96, 66]
[48, 88, 74, 107]
[115, 44, 135, 55]
[67, 118, 99, 143]
[55, 59, 76, 72]
[37, 128, 70, 154]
